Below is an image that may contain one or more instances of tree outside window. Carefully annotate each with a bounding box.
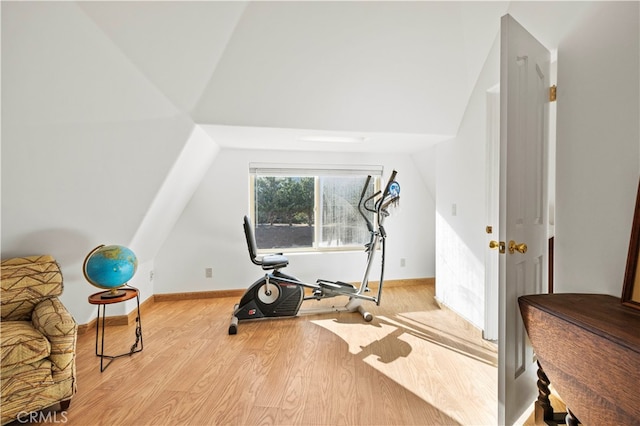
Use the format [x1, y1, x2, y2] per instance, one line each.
[252, 173, 378, 251]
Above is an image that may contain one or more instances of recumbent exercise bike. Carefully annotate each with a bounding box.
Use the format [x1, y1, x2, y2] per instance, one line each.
[228, 170, 400, 335]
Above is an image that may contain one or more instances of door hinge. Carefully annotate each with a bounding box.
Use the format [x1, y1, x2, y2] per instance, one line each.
[549, 85, 557, 102]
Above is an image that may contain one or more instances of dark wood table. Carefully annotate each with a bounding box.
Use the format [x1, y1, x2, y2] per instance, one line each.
[519, 293, 640, 426]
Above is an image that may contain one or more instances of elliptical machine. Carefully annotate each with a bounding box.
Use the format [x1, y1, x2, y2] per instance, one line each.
[228, 170, 400, 335]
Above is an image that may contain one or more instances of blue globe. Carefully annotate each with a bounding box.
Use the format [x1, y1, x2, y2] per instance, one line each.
[83, 245, 138, 291]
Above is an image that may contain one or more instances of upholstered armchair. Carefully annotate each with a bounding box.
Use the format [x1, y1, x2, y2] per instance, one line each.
[1, 255, 77, 425]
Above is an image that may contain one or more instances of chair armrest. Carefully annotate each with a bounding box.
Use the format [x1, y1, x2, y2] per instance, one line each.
[32, 297, 77, 381]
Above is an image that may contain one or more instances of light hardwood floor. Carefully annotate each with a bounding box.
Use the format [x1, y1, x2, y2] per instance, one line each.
[22, 284, 500, 425]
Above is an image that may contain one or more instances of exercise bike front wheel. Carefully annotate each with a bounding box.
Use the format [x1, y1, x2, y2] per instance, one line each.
[257, 283, 280, 304]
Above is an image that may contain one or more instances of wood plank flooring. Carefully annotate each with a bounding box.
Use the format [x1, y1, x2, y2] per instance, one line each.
[19, 284, 498, 425]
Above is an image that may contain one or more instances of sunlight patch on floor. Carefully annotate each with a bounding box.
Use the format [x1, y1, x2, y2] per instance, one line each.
[311, 310, 497, 425]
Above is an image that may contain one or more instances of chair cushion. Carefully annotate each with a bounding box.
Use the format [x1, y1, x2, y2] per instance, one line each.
[0, 321, 51, 369]
[0, 358, 53, 396]
[1, 255, 63, 321]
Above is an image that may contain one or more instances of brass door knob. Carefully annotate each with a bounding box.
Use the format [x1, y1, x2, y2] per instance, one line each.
[489, 240, 505, 254]
[509, 240, 527, 254]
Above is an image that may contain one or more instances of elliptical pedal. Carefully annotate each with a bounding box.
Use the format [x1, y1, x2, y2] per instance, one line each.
[317, 280, 358, 294]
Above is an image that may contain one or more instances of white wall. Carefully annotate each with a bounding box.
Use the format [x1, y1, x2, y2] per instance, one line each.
[1, 2, 201, 324]
[423, 1, 636, 331]
[154, 149, 435, 295]
[429, 35, 501, 329]
[555, 2, 640, 295]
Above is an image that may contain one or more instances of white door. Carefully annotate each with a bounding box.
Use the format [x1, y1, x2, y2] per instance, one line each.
[484, 87, 500, 341]
[498, 14, 550, 425]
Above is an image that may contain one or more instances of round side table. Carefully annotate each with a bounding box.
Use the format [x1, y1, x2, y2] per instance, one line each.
[88, 287, 143, 372]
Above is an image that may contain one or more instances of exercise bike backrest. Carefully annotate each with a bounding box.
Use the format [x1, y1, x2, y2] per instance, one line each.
[243, 215, 289, 271]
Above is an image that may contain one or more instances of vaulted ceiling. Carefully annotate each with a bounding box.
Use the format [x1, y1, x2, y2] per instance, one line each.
[6, 1, 593, 152]
[73, 1, 592, 152]
[78, 1, 501, 135]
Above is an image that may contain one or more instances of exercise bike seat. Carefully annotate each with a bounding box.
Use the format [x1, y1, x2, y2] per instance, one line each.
[244, 216, 289, 271]
[259, 254, 289, 270]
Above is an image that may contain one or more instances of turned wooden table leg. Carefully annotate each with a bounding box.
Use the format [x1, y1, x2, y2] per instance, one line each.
[535, 361, 577, 425]
[535, 361, 555, 424]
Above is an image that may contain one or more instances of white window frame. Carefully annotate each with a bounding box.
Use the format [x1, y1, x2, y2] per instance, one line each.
[249, 163, 383, 253]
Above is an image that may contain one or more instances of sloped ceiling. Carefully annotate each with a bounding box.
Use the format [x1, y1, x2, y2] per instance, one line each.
[71, 0, 593, 152]
[192, 1, 505, 135]
[76, 1, 249, 114]
[77, 1, 512, 151]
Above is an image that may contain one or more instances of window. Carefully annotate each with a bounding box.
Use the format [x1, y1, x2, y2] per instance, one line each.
[250, 164, 382, 252]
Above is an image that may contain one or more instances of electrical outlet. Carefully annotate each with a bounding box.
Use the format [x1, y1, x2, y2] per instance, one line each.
[205, 268, 213, 278]
[149, 270, 154, 281]
[400, 258, 406, 267]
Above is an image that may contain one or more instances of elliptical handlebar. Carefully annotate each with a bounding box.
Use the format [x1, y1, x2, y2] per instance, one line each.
[357, 170, 400, 231]
[363, 192, 381, 214]
[358, 175, 375, 233]
[377, 170, 400, 216]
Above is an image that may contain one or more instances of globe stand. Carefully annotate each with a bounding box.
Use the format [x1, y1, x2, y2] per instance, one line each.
[100, 288, 127, 299]
[88, 287, 143, 372]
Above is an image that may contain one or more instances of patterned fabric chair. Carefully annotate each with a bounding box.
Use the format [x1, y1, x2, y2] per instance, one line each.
[1, 255, 77, 425]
